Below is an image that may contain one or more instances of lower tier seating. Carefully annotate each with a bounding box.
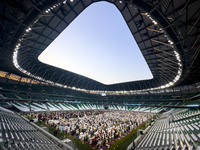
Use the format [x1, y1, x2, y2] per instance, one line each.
[0, 106, 65, 150]
[10, 102, 164, 113]
[135, 110, 200, 150]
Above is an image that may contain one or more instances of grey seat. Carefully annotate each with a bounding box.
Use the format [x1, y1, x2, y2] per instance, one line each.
[164, 146, 169, 150]
[175, 145, 181, 150]
[170, 146, 175, 150]
[182, 145, 187, 150]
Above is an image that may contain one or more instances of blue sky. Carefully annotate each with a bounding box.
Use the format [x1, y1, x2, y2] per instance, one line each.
[38, 1, 153, 85]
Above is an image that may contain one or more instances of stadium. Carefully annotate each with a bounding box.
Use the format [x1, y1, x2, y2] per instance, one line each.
[0, 0, 200, 149]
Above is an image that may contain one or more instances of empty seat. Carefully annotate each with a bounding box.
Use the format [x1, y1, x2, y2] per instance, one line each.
[182, 145, 187, 150]
[164, 147, 169, 150]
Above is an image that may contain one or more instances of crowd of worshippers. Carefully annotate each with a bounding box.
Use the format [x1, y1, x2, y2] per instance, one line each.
[30, 110, 154, 148]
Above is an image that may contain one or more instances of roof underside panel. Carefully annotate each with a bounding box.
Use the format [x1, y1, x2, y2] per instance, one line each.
[0, 0, 199, 92]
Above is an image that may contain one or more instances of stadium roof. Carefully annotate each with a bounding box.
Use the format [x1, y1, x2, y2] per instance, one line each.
[0, 0, 200, 92]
